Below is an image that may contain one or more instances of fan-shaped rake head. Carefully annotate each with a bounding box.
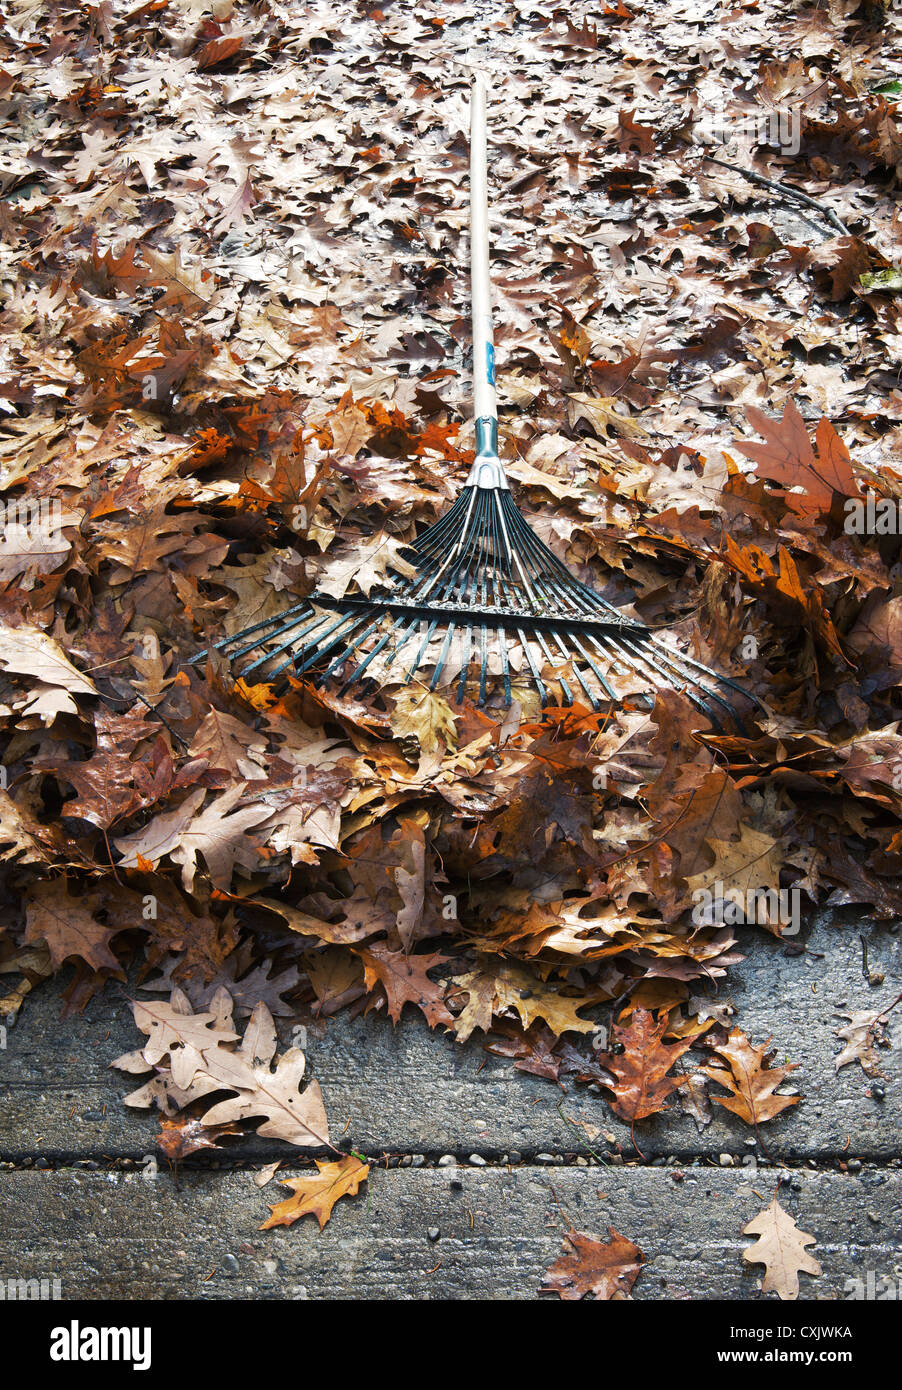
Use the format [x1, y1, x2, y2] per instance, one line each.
[197, 483, 762, 732]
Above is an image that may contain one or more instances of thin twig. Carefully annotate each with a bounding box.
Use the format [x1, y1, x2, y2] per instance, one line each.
[698, 151, 851, 238]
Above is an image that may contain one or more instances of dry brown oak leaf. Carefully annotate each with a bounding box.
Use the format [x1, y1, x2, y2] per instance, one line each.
[542, 1228, 644, 1300]
[833, 999, 900, 1076]
[702, 1027, 800, 1125]
[737, 399, 858, 519]
[24, 880, 121, 973]
[451, 961, 597, 1042]
[596, 1008, 691, 1122]
[156, 1114, 242, 1162]
[200, 999, 331, 1147]
[260, 1154, 370, 1231]
[356, 943, 453, 1029]
[129, 992, 243, 1091]
[114, 991, 330, 1147]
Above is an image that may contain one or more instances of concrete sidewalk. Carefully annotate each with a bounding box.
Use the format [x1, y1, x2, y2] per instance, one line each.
[0, 913, 898, 1299]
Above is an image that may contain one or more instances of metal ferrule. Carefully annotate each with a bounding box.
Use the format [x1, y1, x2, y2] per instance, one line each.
[464, 417, 509, 489]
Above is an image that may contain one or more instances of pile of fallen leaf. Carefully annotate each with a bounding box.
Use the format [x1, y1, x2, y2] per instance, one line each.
[1, 0, 901, 1284]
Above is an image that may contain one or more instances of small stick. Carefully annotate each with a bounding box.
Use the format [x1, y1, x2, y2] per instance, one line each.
[698, 151, 852, 238]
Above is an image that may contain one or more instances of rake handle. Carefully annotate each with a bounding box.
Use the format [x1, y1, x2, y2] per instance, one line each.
[468, 73, 505, 487]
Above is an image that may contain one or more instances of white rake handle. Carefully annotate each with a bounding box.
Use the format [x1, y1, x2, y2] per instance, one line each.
[467, 73, 506, 488]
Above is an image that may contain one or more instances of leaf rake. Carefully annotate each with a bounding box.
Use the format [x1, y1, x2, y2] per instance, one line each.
[198, 75, 760, 730]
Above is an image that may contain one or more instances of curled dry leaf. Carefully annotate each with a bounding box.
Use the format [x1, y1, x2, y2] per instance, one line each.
[833, 994, 900, 1075]
[156, 1113, 242, 1163]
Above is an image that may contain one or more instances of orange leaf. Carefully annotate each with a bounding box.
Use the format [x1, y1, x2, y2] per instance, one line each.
[196, 36, 243, 69]
[260, 1155, 369, 1230]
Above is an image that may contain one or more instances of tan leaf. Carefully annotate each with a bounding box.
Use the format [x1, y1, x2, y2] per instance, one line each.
[316, 534, 417, 600]
[0, 624, 97, 695]
[115, 786, 269, 891]
[257, 892, 385, 946]
[742, 1195, 821, 1300]
[0, 625, 98, 721]
[305, 947, 366, 1014]
[450, 968, 497, 1043]
[114, 992, 331, 1149]
[0, 515, 73, 583]
[685, 824, 785, 927]
[0, 790, 47, 864]
[128, 990, 242, 1090]
[188, 709, 268, 780]
[0, 943, 52, 1019]
[113, 786, 207, 873]
[491, 961, 596, 1037]
[567, 392, 650, 440]
[254, 1160, 282, 1188]
[390, 688, 457, 754]
[201, 1045, 330, 1148]
[169, 785, 271, 891]
[262, 795, 341, 866]
[394, 817, 427, 952]
[834, 999, 899, 1075]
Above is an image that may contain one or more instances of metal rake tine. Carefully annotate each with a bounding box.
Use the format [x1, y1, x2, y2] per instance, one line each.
[502, 493, 631, 624]
[532, 629, 574, 705]
[633, 633, 748, 728]
[430, 621, 457, 692]
[544, 629, 596, 709]
[497, 625, 511, 705]
[584, 629, 675, 716]
[569, 631, 618, 705]
[458, 626, 473, 705]
[650, 634, 767, 715]
[239, 611, 340, 679]
[199, 599, 314, 657]
[338, 611, 419, 691]
[614, 632, 729, 732]
[231, 609, 329, 670]
[478, 623, 489, 705]
[517, 628, 548, 705]
[314, 609, 392, 682]
[401, 619, 440, 687]
[277, 610, 376, 681]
